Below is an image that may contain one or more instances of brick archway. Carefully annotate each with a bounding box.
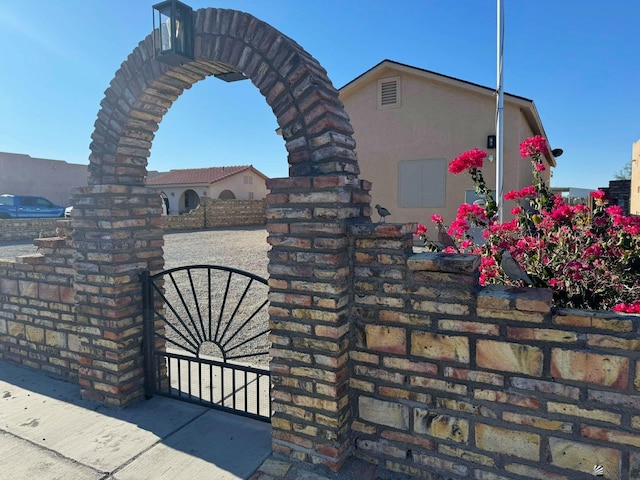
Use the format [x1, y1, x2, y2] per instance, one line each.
[87, 8, 358, 185]
[73, 8, 372, 472]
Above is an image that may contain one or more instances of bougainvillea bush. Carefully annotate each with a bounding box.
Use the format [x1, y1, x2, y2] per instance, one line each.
[415, 135, 640, 312]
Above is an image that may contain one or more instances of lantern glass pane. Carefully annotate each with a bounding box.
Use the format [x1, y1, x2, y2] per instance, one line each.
[158, 7, 172, 52]
[174, 6, 192, 55]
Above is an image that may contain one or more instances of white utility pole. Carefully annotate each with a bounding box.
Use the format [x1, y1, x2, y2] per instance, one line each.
[496, 0, 505, 222]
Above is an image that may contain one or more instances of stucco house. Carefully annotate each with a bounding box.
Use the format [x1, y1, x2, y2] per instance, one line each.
[339, 60, 560, 226]
[146, 165, 268, 215]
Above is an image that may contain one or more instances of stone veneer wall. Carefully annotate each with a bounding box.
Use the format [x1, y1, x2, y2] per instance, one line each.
[1, 220, 640, 478]
[0, 220, 79, 381]
[344, 223, 640, 480]
[0, 199, 266, 242]
[0, 218, 60, 241]
[163, 198, 266, 231]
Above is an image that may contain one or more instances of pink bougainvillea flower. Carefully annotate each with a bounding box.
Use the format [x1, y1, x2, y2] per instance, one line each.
[550, 205, 575, 223]
[613, 301, 640, 313]
[449, 218, 470, 238]
[430, 214, 444, 224]
[624, 224, 640, 236]
[504, 189, 519, 201]
[449, 148, 487, 174]
[519, 135, 549, 158]
[583, 244, 603, 258]
[518, 185, 537, 198]
[460, 239, 474, 249]
[456, 203, 487, 223]
[605, 205, 624, 217]
[416, 134, 640, 311]
[549, 278, 562, 289]
[574, 204, 589, 214]
[414, 224, 428, 236]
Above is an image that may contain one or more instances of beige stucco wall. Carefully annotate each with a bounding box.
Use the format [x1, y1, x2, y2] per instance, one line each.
[341, 67, 548, 226]
[0, 152, 88, 206]
[208, 172, 268, 200]
[630, 139, 640, 215]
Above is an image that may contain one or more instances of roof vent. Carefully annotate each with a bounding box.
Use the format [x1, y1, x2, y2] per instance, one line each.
[378, 76, 400, 109]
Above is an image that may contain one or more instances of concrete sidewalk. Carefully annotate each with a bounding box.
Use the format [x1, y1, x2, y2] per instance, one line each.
[0, 360, 271, 479]
[0, 361, 416, 480]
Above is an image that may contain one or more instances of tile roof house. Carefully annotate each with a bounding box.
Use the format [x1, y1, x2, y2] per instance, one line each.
[338, 60, 560, 227]
[146, 165, 268, 214]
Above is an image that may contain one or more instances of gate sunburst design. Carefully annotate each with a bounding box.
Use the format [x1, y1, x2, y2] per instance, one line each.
[142, 265, 271, 421]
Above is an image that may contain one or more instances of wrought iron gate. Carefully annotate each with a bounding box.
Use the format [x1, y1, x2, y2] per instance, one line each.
[142, 265, 271, 422]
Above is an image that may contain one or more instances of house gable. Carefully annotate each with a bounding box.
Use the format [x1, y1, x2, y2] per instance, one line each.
[340, 60, 556, 167]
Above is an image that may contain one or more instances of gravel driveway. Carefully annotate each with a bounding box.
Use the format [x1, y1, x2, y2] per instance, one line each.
[0, 227, 269, 276]
[0, 227, 271, 366]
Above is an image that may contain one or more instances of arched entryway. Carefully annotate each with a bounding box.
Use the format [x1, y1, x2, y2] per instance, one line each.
[218, 189, 235, 199]
[72, 7, 372, 471]
[180, 188, 200, 212]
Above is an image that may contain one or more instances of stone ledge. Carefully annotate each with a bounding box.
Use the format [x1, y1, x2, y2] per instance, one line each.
[15, 253, 45, 265]
[347, 223, 416, 239]
[34, 237, 66, 249]
[478, 285, 553, 313]
[408, 252, 481, 275]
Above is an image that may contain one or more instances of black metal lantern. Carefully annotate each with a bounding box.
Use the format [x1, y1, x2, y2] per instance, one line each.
[152, 0, 194, 66]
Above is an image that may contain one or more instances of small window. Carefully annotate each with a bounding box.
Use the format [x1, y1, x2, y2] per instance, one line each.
[377, 76, 401, 109]
[249, 192, 254, 200]
[244, 175, 253, 185]
[398, 159, 446, 208]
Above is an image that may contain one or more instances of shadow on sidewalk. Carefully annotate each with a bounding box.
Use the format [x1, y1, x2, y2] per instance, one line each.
[0, 360, 271, 478]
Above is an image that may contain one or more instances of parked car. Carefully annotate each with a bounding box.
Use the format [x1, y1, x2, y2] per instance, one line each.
[0, 194, 66, 219]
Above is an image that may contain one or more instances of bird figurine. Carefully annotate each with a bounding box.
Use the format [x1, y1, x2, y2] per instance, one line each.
[436, 222, 459, 252]
[500, 251, 533, 286]
[375, 204, 391, 223]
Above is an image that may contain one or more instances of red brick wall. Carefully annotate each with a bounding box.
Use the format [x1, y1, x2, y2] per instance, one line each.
[348, 223, 640, 479]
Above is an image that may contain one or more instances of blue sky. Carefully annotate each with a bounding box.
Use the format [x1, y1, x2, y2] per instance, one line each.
[0, 1, 637, 189]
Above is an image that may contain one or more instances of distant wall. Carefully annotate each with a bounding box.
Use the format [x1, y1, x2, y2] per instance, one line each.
[163, 198, 266, 231]
[0, 152, 88, 206]
[0, 218, 60, 241]
[0, 199, 266, 242]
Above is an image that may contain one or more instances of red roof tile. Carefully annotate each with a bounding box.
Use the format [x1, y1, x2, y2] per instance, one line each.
[146, 165, 257, 186]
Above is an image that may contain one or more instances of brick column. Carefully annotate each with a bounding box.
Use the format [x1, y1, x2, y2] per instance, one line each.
[266, 175, 370, 471]
[71, 185, 164, 407]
